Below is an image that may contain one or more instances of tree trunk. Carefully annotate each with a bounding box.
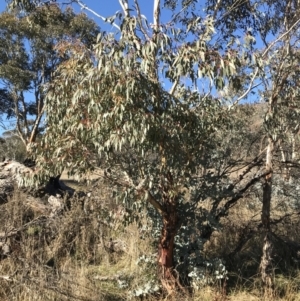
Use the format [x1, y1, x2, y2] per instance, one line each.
[158, 199, 179, 293]
[279, 142, 289, 181]
[260, 138, 274, 297]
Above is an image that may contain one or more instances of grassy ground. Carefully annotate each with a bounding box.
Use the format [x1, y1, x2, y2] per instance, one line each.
[0, 178, 300, 301]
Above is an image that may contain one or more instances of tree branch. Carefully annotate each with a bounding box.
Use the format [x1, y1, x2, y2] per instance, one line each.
[229, 68, 259, 108]
[29, 105, 45, 144]
[20, 91, 29, 140]
[145, 190, 165, 215]
[73, 0, 120, 30]
[229, 17, 300, 108]
[213, 0, 222, 19]
[153, 0, 160, 32]
[216, 169, 271, 219]
[12, 91, 26, 147]
[123, 171, 165, 215]
[119, 0, 129, 17]
[134, 0, 150, 40]
[169, 77, 179, 96]
[261, 17, 300, 58]
[97, 168, 165, 215]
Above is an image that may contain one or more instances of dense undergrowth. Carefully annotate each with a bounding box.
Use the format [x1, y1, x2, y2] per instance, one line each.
[0, 179, 300, 301]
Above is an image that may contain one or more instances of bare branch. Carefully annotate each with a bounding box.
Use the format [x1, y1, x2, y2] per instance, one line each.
[216, 169, 271, 219]
[229, 68, 259, 108]
[169, 77, 179, 96]
[94, 168, 166, 215]
[12, 91, 26, 146]
[213, 0, 222, 19]
[146, 191, 165, 215]
[119, 0, 129, 17]
[153, 0, 160, 31]
[20, 92, 29, 139]
[262, 18, 300, 58]
[134, 0, 150, 40]
[29, 105, 45, 144]
[123, 171, 165, 214]
[0, 275, 13, 282]
[229, 17, 300, 108]
[73, 0, 120, 30]
[168, 5, 188, 24]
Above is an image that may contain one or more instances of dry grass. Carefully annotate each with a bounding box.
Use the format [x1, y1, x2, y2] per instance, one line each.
[1, 180, 300, 301]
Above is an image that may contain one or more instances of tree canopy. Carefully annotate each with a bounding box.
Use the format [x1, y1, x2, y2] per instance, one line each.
[0, 4, 100, 148]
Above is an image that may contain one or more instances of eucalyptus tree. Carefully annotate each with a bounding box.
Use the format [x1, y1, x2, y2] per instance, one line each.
[202, 0, 300, 294]
[257, 5, 300, 295]
[0, 4, 99, 151]
[9, 0, 248, 290]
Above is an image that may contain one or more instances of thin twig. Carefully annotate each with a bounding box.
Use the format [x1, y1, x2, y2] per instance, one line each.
[134, 0, 150, 40]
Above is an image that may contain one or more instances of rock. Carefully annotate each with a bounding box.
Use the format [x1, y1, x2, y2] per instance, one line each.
[0, 242, 10, 256]
[48, 195, 63, 217]
[106, 239, 128, 253]
[0, 159, 34, 203]
[0, 159, 33, 179]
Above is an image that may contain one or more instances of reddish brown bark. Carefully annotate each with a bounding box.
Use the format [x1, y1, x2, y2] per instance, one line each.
[158, 199, 179, 293]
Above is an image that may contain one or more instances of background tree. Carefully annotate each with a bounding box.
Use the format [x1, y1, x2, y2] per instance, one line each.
[258, 4, 300, 294]
[0, 130, 26, 161]
[203, 0, 300, 294]
[0, 4, 100, 152]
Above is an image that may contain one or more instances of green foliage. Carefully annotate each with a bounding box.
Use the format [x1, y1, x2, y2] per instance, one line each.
[188, 259, 228, 290]
[30, 7, 239, 181]
[0, 5, 100, 147]
[0, 131, 26, 161]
